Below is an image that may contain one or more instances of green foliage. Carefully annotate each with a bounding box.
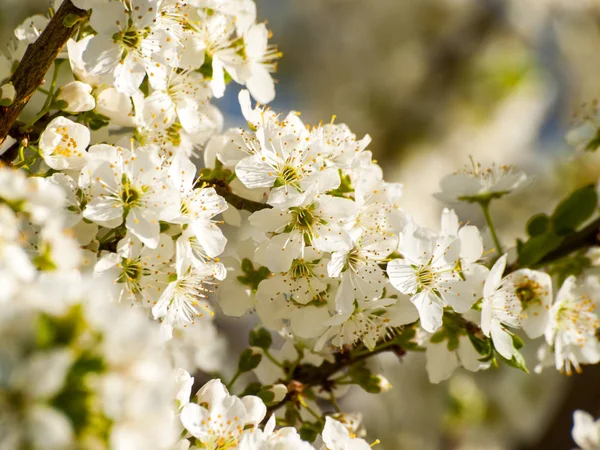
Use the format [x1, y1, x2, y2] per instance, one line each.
[238, 348, 262, 373]
[549, 250, 592, 286]
[517, 233, 563, 267]
[51, 353, 108, 435]
[330, 171, 354, 198]
[551, 184, 597, 235]
[199, 158, 235, 185]
[526, 213, 550, 236]
[237, 258, 271, 291]
[79, 110, 110, 131]
[299, 422, 323, 442]
[348, 363, 383, 393]
[518, 184, 598, 267]
[239, 382, 262, 397]
[249, 327, 273, 350]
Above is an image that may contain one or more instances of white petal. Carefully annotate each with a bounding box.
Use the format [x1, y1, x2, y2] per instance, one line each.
[412, 291, 444, 333]
[484, 254, 507, 298]
[426, 342, 458, 383]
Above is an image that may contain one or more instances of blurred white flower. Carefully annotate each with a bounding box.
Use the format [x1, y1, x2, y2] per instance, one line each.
[572, 410, 600, 450]
[434, 158, 532, 204]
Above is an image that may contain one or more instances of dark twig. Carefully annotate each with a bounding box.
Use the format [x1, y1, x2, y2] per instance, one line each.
[199, 178, 270, 213]
[0, 0, 88, 148]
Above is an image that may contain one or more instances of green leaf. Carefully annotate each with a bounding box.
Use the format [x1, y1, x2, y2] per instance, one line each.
[238, 348, 262, 372]
[467, 333, 492, 357]
[511, 333, 524, 350]
[256, 389, 275, 404]
[526, 213, 550, 237]
[299, 422, 322, 442]
[429, 330, 446, 344]
[518, 232, 563, 267]
[249, 327, 272, 350]
[551, 184, 598, 235]
[240, 382, 261, 397]
[500, 350, 529, 373]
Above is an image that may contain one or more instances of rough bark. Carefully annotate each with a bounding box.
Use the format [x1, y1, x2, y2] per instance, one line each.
[0, 0, 88, 148]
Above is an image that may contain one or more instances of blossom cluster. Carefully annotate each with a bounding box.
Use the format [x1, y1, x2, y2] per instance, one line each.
[0, 167, 176, 449]
[175, 375, 372, 450]
[2, 0, 600, 448]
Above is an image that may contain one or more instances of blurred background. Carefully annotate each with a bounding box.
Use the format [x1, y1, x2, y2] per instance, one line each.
[5, 0, 600, 448]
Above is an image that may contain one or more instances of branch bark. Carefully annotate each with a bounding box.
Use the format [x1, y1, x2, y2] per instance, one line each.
[0, 0, 88, 147]
[199, 178, 271, 213]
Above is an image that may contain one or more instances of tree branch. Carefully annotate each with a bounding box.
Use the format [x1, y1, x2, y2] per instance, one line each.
[199, 178, 271, 213]
[535, 217, 600, 267]
[507, 217, 600, 273]
[0, 0, 88, 147]
[265, 338, 407, 418]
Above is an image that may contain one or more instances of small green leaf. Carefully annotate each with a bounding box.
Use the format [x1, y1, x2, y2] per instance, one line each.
[249, 327, 272, 350]
[256, 389, 275, 404]
[511, 333, 524, 350]
[238, 348, 262, 372]
[467, 333, 492, 357]
[500, 350, 529, 373]
[518, 232, 563, 267]
[551, 184, 598, 235]
[526, 213, 550, 237]
[299, 422, 322, 442]
[429, 330, 446, 344]
[240, 382, 261, 397]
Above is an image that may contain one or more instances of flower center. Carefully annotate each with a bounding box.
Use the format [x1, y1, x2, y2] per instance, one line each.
[53, 126, 81, 158]
[117, 258, 149, 292]
[274, 164, 302, 188]
[290, 259, 313, 280]
[116, 26, 144, 50]
[514, 278, 544, 309]
[121, 185, 141, 207]
[291, 206, 317, 229]
[416, 265, 437, 289]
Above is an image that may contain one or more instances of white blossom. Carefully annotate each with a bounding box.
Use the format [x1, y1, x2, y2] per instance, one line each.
[83, 144, 178, 248]
[39, 116, 90, 170]
[481, 254, 524, 361]
[544, 276, 600, 375]
[434, 158, 532, 204]
[180, 379, 266, 448]
[56, 80, 95, 113]
[572, 410, 600, 450]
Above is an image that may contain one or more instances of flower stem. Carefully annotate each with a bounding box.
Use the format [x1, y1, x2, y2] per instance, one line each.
[480, 200, 503, 256]
[227, 369, 241, 390]
[263, 349, 284, 368]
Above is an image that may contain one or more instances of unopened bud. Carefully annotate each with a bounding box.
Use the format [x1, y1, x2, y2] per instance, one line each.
[374, 375, 392, 392]
[267, 384, 287, 403]
[0, 83, 16, 106]
[56, 81, 95, 113]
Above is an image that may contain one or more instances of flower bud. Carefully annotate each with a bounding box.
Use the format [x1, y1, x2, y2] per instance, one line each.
[0, 82, 16, 106]
[56, 81, 95, 113]
[267, 384, 287, 403]
[374, 375, 392, 392]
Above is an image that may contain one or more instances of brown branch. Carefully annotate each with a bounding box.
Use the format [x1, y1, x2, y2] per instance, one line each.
[199, 178, 271, 213]
[265, 339, 407, 418]
[507, 217, 600, 273]
[535, 217, 600, 267]
[0, 0, 88, 148]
